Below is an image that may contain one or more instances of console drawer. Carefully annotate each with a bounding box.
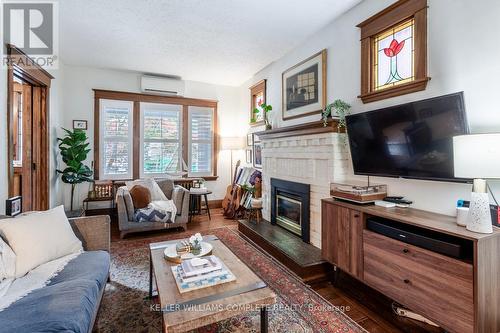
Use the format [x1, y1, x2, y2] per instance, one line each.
[363, 230, 474, 333]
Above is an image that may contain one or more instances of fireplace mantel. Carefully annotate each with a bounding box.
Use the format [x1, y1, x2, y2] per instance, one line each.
[255, 119, 344, 140]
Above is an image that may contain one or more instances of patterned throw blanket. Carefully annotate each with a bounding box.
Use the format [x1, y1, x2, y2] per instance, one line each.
[134, 200, 177, 223]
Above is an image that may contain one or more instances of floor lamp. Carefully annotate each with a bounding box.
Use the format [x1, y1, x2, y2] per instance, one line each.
[220, 136, 246, 183]
[454, 133, 500, 234]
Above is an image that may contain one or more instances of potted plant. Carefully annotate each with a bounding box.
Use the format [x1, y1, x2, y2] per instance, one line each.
[322, 99, 351, 130]
[251, 102, 273, 130]
[56, 128, 93, 211]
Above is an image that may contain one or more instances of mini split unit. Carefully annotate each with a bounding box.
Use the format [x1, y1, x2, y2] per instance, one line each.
[140, 75, 185, 96]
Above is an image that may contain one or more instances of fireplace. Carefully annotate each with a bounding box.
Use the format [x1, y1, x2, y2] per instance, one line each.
[271, 178, 310, 243]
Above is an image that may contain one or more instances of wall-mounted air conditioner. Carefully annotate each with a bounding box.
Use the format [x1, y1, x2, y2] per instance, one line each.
[140, 75, 185, 96]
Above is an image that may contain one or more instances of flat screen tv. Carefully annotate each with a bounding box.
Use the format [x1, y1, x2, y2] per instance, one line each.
[346, 92, 469, 182]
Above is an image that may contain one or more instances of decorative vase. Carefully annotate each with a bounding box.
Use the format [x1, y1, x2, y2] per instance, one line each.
[190, 242, 202, 255]
[466, 192, 493, 234]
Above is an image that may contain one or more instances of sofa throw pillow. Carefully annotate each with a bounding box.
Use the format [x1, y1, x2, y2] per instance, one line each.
[126, 178, 168, 202]
[129, 185, 152, 209]
[0, 205, 83, 278]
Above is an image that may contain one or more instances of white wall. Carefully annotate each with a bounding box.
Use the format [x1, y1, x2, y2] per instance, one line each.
[242, 0, 500, 216]
[0, 65, 65, 214]
[60, 65, 246, 208]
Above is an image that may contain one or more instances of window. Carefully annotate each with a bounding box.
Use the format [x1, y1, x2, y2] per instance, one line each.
[189, 106, 214, 176]
[140, 103, 182, 178]
[357, 0, 429, 103]
[249, 79, 266, 125]
[374, 19, 414, 91]
[99, 99, 134, 179]
[94, 90, 218, 180]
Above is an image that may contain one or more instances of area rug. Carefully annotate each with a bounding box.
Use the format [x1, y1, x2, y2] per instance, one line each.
[96, 227, 365, 333]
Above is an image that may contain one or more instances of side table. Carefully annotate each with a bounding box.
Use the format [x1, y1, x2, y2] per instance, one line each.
[189, 190, 212, 222]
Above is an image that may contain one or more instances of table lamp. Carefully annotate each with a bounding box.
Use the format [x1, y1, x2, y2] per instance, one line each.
[220, 136, 245, 181]
[453, 134, 500, 234]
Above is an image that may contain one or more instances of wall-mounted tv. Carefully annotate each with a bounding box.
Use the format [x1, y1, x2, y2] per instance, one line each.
[345, 92, 469, 182]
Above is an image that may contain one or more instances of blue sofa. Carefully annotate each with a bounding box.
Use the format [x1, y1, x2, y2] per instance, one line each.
[0, 216, 111, 333]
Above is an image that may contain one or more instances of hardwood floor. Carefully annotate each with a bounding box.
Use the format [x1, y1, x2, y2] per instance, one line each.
[109, 209, 443, 332]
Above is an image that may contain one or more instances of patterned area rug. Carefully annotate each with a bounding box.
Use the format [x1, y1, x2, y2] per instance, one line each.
[97, 227, 365, 333]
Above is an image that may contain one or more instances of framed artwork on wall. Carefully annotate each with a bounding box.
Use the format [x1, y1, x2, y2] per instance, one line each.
[357, 0, 429, 103]
[246, 133, 253, 147]
[246, 149, 253, 164]
[282, 49, 327, 120]
[253, 143, 262, 169]
[73, 120, 88, 130]
[249, 79, 266, 126]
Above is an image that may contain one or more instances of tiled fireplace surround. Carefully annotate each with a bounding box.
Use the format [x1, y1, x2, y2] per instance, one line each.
[261, 130, 349, 248]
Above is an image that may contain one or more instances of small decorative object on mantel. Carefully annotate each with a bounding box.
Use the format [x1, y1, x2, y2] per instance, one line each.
[357, 0, 429, 103]
[282, 49, 326, 120]
[5, 196, 22, 217]
[322, 99, 351, 129]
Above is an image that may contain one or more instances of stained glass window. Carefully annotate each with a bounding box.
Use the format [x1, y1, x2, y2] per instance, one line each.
[253, 91, 264, 122]
[373, 19, 414, 90]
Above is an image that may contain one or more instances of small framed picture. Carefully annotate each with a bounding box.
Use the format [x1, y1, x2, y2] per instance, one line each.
[246, 149, 253, 164]
[253, 143, 262, 169]
[73, 120, 88, 130]
[6, 196, 22, 217]
[246, 133, 253, 147]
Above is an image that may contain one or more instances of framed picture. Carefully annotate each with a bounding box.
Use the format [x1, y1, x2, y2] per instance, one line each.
[282, 49, 327, 120]
[246, 133, 253, 147]
[246, 149, 253, 164]
[6, 196, 22, 217]
[253, 142, 262, 169]
[249, 79, 266, 125]
[73, 120, 88, 130]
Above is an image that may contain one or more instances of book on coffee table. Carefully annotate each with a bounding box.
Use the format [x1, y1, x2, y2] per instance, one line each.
[171, 257, 236, 293]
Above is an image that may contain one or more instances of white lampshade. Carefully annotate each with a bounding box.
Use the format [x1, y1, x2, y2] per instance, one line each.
[453, 134, 500, 179]
[220, 136, 245, 151]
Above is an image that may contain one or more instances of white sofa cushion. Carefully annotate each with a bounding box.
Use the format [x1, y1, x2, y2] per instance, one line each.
[0, 206, 83, 278]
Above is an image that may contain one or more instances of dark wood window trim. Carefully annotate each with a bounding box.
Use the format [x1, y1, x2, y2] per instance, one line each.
[7, 44, 53, 210]
[249, 79, 266, 126]
[357, 0, 430, 103]
[93, 89, 219, 181]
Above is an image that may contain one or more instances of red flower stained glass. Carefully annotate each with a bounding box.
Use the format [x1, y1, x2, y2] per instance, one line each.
[384, 39, 405, 57]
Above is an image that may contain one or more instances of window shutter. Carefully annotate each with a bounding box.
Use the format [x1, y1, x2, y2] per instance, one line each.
[189, 106, 214, 175]
[100, 99, 134, 179]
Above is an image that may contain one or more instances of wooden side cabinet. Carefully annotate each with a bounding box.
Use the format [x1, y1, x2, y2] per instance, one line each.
[321, 198, 500, 333]
[321, 201, 363, 279]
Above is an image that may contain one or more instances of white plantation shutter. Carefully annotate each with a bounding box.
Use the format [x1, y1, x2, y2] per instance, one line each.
[189, 106, 214, 176]
[140, 103, 182, 177]
[99, 99, 134, 179]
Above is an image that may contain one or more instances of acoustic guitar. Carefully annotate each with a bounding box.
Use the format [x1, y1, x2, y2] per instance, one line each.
[222, 160, 241, 215]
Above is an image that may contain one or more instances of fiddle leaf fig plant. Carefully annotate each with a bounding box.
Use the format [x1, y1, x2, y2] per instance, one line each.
[56, 128, 93, 211]
[322, 99, 351, 129]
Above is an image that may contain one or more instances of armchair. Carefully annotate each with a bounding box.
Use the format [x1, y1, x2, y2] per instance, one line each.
[116, 179, 190, 238]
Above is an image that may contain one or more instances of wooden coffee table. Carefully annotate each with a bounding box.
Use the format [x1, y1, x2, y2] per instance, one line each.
[149, 235, 276, 333]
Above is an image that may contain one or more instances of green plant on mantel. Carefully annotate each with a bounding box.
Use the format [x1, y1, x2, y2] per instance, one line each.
[322, 99, 351, 129]
[56, 128, 93, 211]
[251, 102, 273, 130]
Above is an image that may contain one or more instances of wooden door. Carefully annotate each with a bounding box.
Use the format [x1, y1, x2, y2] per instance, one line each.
[322, 202, 350, 271]
[21, 83, 33, 211]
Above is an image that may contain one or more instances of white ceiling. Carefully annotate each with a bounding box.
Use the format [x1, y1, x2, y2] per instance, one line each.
[60, 0, 361, 86]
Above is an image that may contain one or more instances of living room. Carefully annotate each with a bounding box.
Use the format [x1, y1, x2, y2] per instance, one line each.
[1, 0, 499, 332]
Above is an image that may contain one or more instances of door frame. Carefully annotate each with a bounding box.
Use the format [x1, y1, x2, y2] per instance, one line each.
[6, 44, 53, 210]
